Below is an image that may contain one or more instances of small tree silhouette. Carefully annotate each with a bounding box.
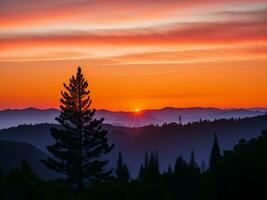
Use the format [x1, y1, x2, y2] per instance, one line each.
[115, 152, 130, 182]
[209, 134, 222, 171]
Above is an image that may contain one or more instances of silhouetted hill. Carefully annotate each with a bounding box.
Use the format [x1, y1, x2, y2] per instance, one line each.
[0, 107, 265, 129]
[1, 115, 266, 177]
[0, 108, 59, 129]
[0, 140, 59, 180]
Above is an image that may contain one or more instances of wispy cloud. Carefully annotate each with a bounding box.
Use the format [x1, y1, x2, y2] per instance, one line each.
[1, 12, 266, 62]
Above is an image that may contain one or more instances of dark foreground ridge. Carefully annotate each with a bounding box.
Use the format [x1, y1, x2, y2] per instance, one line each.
[0, 140, 59, 180]
[1, 130, 266, 200]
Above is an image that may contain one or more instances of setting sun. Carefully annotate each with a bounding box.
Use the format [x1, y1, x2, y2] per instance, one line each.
[135, 108, 140, 113]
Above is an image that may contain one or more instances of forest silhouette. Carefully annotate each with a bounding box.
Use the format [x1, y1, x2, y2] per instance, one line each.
[0, 67, 266, 200]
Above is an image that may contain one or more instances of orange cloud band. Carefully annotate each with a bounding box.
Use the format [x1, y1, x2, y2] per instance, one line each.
[1, 20, 267, 51]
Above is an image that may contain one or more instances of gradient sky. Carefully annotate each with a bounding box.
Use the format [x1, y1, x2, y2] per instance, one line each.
[0, 0, 267, 111]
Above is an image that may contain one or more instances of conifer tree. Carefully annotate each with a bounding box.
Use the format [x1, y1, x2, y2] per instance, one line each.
[5, 161, 40, 200]
[209, 134, 222, 171]
[138, 153, 148, 181]
[148, 152, 155, 172]
[174, 155, 186, 176]
[41, 67, 114, 190]
[115, 152, 124, 179]
[147, 152, 160, 181]
[144, 152, 149, 169]
[154, 150, 160, 173]
[167, 164, 173, 175]
[138, 164, 145, 181]
[115, 152, 130, 182]
[190, 151, 197, 169]
[139, 151, 160, 182]
[123, 164, 130, 182]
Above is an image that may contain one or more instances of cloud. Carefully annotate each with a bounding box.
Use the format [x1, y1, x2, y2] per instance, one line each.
[1, 19, 266, 49]
[0, 1, 266, 62]
[0, 0, 266, 29]
[112, 45, 267, 64]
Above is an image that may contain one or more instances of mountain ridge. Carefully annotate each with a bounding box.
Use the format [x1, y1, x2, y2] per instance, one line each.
[0, 107, 266, 129]
[0, 140, 59, 180]
[2, 106, 267, 112]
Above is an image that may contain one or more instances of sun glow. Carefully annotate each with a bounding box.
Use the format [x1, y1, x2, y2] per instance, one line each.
[135, 108, 140, 113]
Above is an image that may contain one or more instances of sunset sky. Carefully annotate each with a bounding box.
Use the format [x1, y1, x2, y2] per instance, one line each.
[0, 0, 267, 111]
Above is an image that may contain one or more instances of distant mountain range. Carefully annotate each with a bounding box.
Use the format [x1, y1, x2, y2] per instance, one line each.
[1, 115, 267, 178]
[0, 107, 266, 129]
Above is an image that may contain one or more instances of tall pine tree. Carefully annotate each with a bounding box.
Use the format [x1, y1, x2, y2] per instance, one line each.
[209, 134, 222, 171]
[41, 67, 114, 190]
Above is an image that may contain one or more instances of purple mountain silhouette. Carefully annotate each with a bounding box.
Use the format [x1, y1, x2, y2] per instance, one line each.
[0, 107, 266, 129]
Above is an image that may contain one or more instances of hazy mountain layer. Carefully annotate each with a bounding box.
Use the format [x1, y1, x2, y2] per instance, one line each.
[1, 115, 267, 177]
[0, 140, 59, 180]
[0, 107, 265, 129]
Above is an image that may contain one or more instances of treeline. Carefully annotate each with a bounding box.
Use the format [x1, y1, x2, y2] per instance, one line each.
[143, 114, 267, 133]
[1, 130, 267, 200]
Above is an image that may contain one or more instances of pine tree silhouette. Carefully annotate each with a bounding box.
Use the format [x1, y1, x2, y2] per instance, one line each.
[138, 151, 160, 182]
[138, 164, 145, 181]
[209, 134, 222, 171]
[144, 152, 149, 169]
[167, 164, 173, 175]
[122, 164, 130, 182]
[190, 150, 197, 169]
[41, 67, 114, 190]
[174, 155, 186, 176]
[115, 152, 129, 182]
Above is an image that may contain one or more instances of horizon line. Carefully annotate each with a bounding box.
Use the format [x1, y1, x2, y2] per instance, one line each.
[1, 106, 266, 113]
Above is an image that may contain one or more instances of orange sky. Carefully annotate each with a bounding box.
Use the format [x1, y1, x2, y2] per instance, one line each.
[0, 0, 267, 111]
